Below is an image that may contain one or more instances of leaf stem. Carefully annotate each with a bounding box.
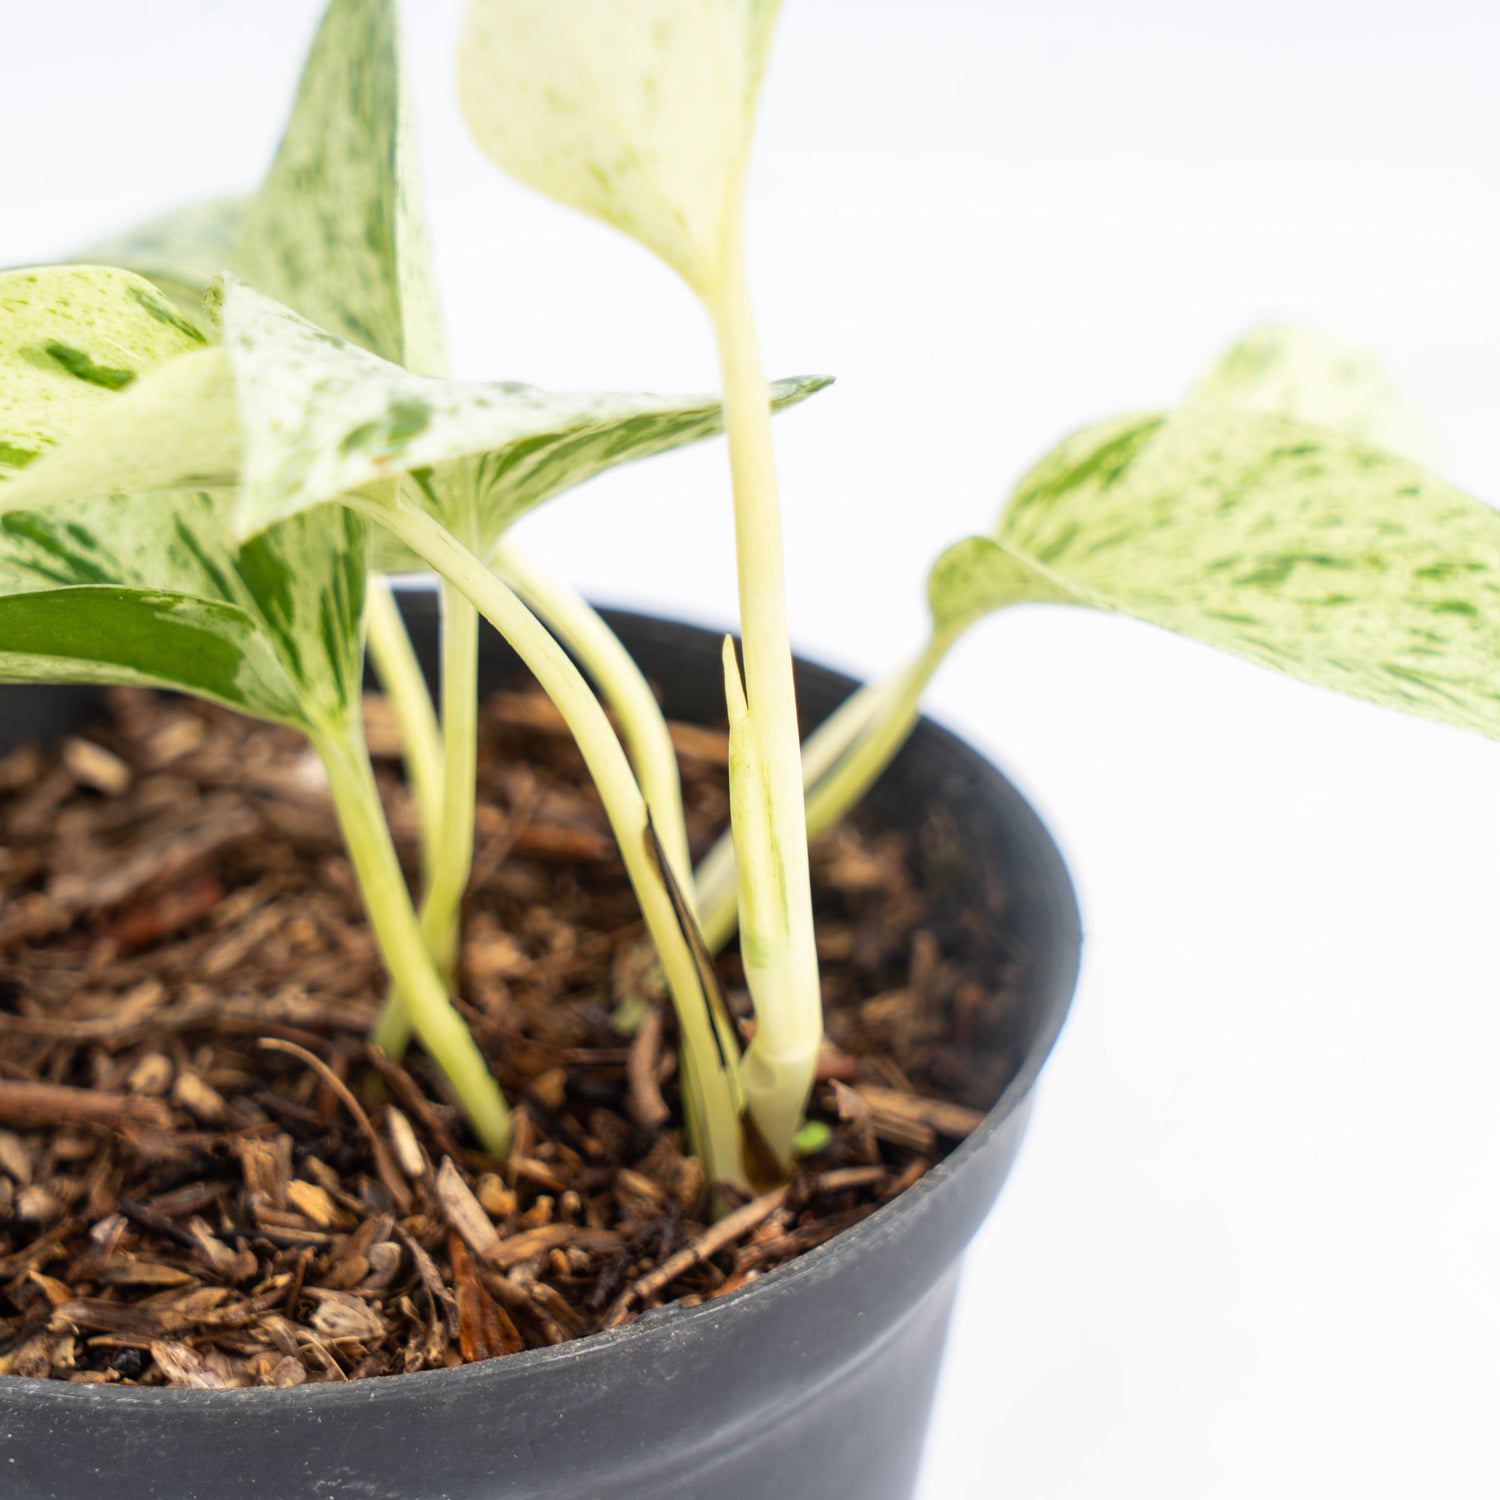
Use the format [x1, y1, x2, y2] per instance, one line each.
[365, 578, 443, 880]
[696, 631, 955, 956]
[493, 541, 692, 885]
[313, 720, 510, 1157]
[425, 578, 479, 980]
[705, 233, 822, 1168]
[372, 500, 750, 1193]
[371, 577, 480, 1059]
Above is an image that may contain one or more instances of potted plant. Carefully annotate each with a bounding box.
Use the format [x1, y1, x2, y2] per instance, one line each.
[1, 2, 1494, 1496]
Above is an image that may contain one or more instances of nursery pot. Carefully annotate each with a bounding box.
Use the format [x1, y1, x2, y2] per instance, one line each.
[0, 596, 1081, 1500]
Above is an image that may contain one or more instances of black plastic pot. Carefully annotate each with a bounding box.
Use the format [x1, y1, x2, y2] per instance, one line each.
[0, 598, 1081, 1500]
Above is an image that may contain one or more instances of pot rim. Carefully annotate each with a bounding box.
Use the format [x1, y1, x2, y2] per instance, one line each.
[0, 609, 1082, 1411]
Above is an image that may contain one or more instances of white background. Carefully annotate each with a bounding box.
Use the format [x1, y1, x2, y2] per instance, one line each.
[5, 2, 1500, 1495]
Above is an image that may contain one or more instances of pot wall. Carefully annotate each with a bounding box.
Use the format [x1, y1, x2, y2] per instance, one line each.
[0, 599, 1081, 1500]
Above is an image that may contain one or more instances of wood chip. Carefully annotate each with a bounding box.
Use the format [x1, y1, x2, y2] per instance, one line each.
[306, 1289, 385, 1343]
[149, 1340, 238, 1390]
[626, 1006, 671, 1130]
[62, 738, 131, 797]
[385, 1108, 426, 1180]
[853, 1084, 985, 1141]
[0, 1079, 170, 1132]
[171, 1072, 228, 1125]
[603, 1187, 789, 1328]
[257, 1039, 411, 1214]
[435, 1158, 504, 1263]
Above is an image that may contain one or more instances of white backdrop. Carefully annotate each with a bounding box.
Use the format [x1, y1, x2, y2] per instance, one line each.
[4, 3, 1499, 1495]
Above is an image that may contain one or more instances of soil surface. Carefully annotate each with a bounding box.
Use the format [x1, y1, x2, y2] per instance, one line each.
[0, 686, 1025, 1387]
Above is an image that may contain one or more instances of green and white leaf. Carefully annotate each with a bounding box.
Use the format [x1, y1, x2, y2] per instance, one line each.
[0, 266, 206, 477]
[0, 268, 364, 730]
[0, 348, 240, 511]
[0, 483, 365, 731]
[71, 197, 248, 322]
[0, 586, 298, 720]
[930, 409, 1500, 742]
[457, 0, 782, 294]
[234, 0, 444, 374]
[72, 0, 439, 378]
[217, 279, 828, 548]
[1186, 324, 1441, 469]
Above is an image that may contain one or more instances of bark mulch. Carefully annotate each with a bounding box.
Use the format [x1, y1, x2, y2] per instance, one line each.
[0, 685, 1026, 1387]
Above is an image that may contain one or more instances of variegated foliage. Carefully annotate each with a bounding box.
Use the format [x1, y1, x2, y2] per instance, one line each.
[927, 328, 1500, 742]
[0, 267, 364, 732]
[5, 0, 823, 736]
[457, 0, 782, 296]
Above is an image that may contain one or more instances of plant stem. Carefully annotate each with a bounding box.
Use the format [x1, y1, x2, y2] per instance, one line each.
[427, 578, 479, 979]
[365, 578, 443, 880]
[696, 631, 955, 955]
[372, 499, 750, 1193]
[371, 577, 479, 1060]
[493, 541, 692, 885]
[694, 673, 889, 954]
[313, 720, 510, 1157]
[705, 231, 822, 1169]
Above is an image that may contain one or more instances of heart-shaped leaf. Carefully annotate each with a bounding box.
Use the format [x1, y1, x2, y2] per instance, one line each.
[216, 279, 828, 547]
[932, 410, 1500, 742]
[457, 0, 781, 295]
[0, 347, 240, 510]
[0, 268, 364, 733]
[1186, 324, 1441, 469]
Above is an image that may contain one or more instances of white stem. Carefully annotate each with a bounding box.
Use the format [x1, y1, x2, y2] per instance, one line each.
[371, 498, 750, 1193]
[493, 541, 693, 886]
[365, 578, 443, 879]
[706, 232, 822, 1169]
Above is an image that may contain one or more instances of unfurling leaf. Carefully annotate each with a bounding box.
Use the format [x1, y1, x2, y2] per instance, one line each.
[456, 0, 782, 294]
[1186, 324, 1441, 469]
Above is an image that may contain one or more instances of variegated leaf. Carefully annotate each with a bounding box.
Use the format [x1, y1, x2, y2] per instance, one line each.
[0, 266, 206, 477]
[456, 0, 781, 294]
[71, 198, 248, 323]
[0, 348, 240, 511]
[0, 486, 365, 731]
[1, 268, 365, 731]
[73, 0, 440, 377]
[1186, 324, 1441, 469]
[217, 279, 828, 548]
[932, 410, 1500, 743]
[235, 0, 445, 375]
[0, 586, 299, 723]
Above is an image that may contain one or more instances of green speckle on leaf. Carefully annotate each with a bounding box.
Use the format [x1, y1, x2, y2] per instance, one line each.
[338, 395, 432, 456]
[127, 283, 208, 344]
[43, 341, 136, 391]
[0, 442, 40, 470]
